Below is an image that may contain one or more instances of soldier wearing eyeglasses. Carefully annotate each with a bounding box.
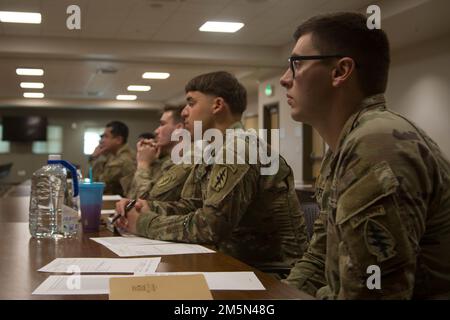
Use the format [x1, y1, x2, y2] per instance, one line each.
[280, 12, 450, 299]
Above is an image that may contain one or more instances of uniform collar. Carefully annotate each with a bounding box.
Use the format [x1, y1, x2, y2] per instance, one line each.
[227, 121, 245, 130]
[321, 94, 386, 177]
[116, 143, 131, 156]
[334, 94, 386, 155]
[159, 154, 173, 170]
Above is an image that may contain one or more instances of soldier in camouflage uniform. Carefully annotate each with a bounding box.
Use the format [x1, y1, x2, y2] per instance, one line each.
[89, 121, 135, 196]
[280, 12, 450, 299]
[115, 71, 308, 270]
[122, 105, 190, 201]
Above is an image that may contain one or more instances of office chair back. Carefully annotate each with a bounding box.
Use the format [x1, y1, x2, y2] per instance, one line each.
[0, 163, 13, 180]
[301, 202, 320, 241]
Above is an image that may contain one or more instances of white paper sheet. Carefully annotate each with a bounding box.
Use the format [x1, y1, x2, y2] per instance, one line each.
[91, 236, 171, 247]
[153, 271, 265, 290]
[91, 236, 214, 257]
[101, 209, 116, 215]
[38, 257, 161, 274]
[104, 243, 215, 257]
[102, 195, 122, 201]
[33, 275, 113, 295]
[32, 272, 265, 295]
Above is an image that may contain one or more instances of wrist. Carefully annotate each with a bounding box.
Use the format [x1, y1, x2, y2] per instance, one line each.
[137, 161, 150, 169]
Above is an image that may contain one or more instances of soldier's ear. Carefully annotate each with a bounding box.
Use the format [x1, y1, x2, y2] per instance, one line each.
[212, 97, 226, 115]
[114, 135, 124, 145]
[331, 57, 355, 88]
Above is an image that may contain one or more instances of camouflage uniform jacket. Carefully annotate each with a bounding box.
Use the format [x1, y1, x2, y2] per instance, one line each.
[284, 94, 450, 299]
[89, 144, 136, 196]
[124, 154, 169, 198]
[136, 122, 308, 269]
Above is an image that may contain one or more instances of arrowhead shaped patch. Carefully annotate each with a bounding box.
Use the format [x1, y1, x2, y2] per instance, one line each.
[211, 166, 228, 192]
[364, 218, 396, 262]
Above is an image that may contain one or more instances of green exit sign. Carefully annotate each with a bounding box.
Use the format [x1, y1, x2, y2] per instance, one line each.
[264, 84, 273, 97]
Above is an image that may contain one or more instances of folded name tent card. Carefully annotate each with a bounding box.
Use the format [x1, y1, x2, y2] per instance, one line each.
[109, 274, 213, 300]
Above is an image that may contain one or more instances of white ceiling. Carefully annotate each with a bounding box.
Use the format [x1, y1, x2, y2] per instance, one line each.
[0, 0, 449, 110]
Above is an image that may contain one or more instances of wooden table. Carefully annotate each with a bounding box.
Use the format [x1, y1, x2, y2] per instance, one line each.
[0, 196, 312, 300]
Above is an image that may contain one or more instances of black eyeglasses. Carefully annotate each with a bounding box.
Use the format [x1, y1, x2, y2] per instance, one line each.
[288, 55, 345, 78]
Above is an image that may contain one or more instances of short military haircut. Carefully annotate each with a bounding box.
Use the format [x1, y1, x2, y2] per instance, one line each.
[294, 12, 390, 96]
[138, 132, 155, 140]
[162, 105, 184, 124]
[106, 120, 129, 144]
[185, 71, 247, 115]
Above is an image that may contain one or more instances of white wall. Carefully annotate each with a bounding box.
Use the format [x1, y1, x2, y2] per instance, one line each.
[386, 34, 450, 158]
[258, 76, 304, 183]
[244, 91, 259, 117]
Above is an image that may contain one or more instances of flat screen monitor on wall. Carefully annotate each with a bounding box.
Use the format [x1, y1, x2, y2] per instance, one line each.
[1, 116, 48, 142]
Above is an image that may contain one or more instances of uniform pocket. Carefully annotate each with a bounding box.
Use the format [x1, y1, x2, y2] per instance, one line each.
[336, 161, 399, 226]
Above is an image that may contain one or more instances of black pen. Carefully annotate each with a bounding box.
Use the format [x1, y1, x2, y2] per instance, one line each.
[111, 199, 137, 224]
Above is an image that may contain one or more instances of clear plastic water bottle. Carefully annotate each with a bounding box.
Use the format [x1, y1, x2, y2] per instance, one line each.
[29, 154, 67, 239]
[29, 155, 79, 239]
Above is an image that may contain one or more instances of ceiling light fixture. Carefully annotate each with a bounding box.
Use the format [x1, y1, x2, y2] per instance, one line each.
[23, 92, 44, 98]
[0, 11, 41, 24]
[127, 85, 151, 92]
[16, 68, 44, 76]
[142, 72, 170, 79]
[116, 95, 137, 101]
[20, 82, 44, 89]
[199, 21, 244, 33]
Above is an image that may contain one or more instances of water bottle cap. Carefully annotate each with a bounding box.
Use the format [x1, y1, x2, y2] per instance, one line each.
[48, 154, 62, 161]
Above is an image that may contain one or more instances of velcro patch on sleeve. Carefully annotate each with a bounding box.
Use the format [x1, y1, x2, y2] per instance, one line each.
[364, 218, 397, 262]
[205, 164, 250, 206]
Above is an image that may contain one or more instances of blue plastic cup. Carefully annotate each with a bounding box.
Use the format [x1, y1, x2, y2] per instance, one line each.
[79, 182, 105, 232]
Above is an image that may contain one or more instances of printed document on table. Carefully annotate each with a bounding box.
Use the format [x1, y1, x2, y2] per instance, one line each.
[38, 257, 161, 274]
[90, 236, 215, 257]
[102, 195, 122, 201]
[101, 209, 116, 215]
[91, 236, 171, 247]
[33, 275, 113, 295]
[105, 243, 215, 257]
[32, 271, 264, 295]
[153, 271, 265, 290]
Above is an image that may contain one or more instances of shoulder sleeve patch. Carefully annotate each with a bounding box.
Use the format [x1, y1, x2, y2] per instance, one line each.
[150, 165, 192, 196]
[205, 164, 251, 206]
[336, 161, 399, 225]
[364, 218, 397, 262]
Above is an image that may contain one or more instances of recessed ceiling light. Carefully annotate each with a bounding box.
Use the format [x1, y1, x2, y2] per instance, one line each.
[16, 68, 44, 76]
[116, 95, 137, 101]
[23, 92, 44, 99]
[142, 72, 170, 79]
[199, 21, 244, 33]
[0, 11, 41, 24]
[20, 82, 44, 89]
[127, 85, 151, 92]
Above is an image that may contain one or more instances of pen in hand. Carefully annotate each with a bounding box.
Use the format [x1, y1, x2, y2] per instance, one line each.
[111, 199, 137, 224]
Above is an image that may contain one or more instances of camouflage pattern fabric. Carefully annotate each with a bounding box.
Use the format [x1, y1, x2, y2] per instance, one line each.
[89, 144, 135, 196]
[136, 122, 308, 269]
[284, 94, 450, 299]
